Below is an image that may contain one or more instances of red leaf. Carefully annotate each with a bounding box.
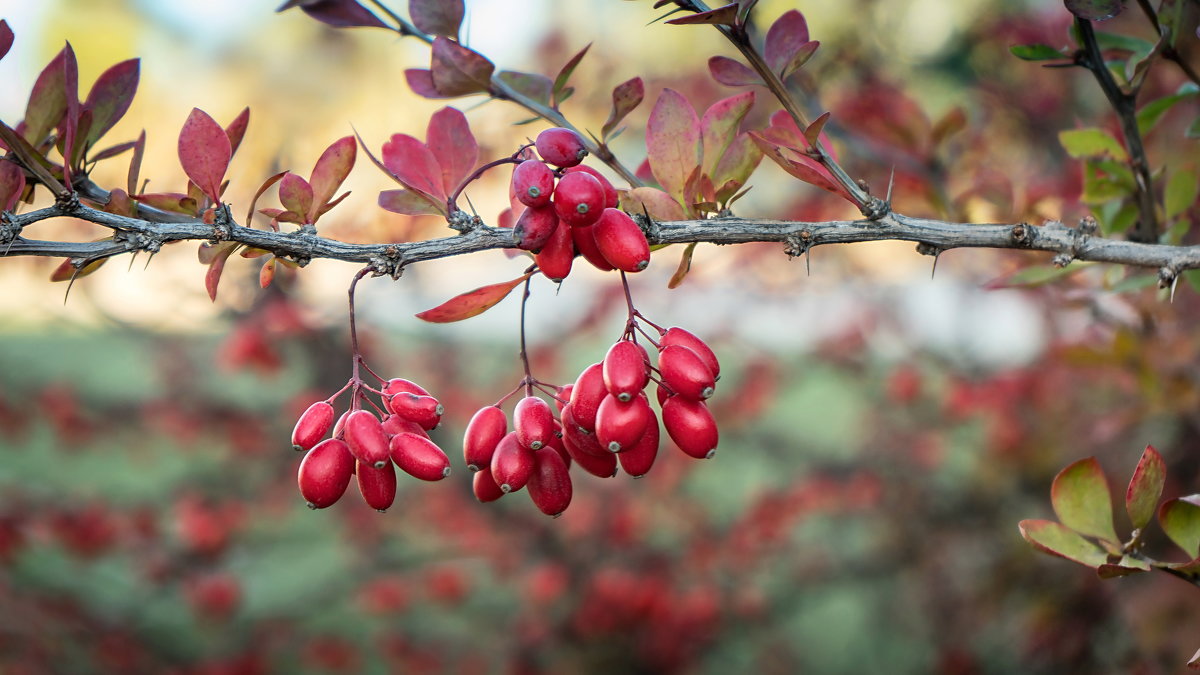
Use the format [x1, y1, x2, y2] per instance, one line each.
[127, 130, 145, 195]
[378, 188, 444, 216]
[259, 257, 277, 288]
[620, 187, 686, 222]
[0, 160, 26, 212]
[58, 44, 80, 184]
[749, 131, 847, 198]
[804, 111, 831, 150]
[708, 55, 763, 87]
[764, 10, 810, 75]
[90, 140, 137, 163]
[279, 0, 388, 28]
[701, 91, 755, 179]
[668, 242, 698, 289]
[24, 45, 70, 146]
[405, 69, 453, 99]
[278, 172, 314, 222]
[415, 273, 532, 323]
[778, 41, 819, 80]
[426, 107, 477, 196]
[430, 36, 495, 97]
[601, 77, 644, 140]
[178, 108, 232, 204]
[646, 88, 701, 202]
[409, 0, 464, 37]
[204, 242, 240, 301]
[83, 59, 139, 148]
[552, 43, 591, 106]
[133, 192, 198, 215]
[0, 20, 13, 62]
[50, 256, 107, 283]
[382, 133, 445, 201]
[1126, 444, 1166, 531]
[665, 3, 738, 25]
[309, 135, 355, 216]
[224, 107, 251, 157]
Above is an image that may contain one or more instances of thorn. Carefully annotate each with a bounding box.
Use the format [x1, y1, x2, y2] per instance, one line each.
[464, 193, 479, 218]
[143, 252, 156, 271]
[886, 166, 896, 204]
[804, 246, 811, 276]
[127, 250, 139, 272]
[1170, 274, 1179, 303]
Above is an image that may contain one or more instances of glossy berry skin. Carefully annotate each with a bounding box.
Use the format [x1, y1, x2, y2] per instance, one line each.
[357, 460, 398, 511]
[595, 393, 652, 453]
[659, 344, 716, 400]
[292, 401, 335, 451]
[389, 393, 443, 431]
[463, 406, 507, 472]
[491, 431, 535, 493]
[298, 439, 355, 508]
[343, 410, 391, 468]
[592, 208, 650, 273]
[382, 378, 430, 400]
[512, 159, 555, 208]
[618, 408, 660, 478]
[332, 410, 351, 440]
[603, 340, 649, 401]
[660, 327, 720, 379]
[571, 224, 615, 272]
[661, 397, 719, 459]
[514, 396, 555, 450]
[564, 165, 618, 208]
[381, 414, 428, 439]
[528, 448, 573, 517]
[561, 426, 618, 478]
[542, 420, 571, 470]
[561, 403, 607, 457]
[569, 363, 607, 431]
[534, 219, 574, 282]
[389, 433, 451, 481]
[535, 127, 588, 168]
[514, 204, 559, 252]
[472, 468, 505, 503]
[553, 171, 606, 227]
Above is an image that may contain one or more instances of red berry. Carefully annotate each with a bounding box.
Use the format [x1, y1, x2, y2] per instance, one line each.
[357, 460, 398, 511]
[564, 165, 618, 208]
[389, 393, 443, 430]
[463, 406, 507, 472]
[553, 171, 606, 227]
[534, 219, 574, 282]
[561, 403, 607, 457]
[535, 127, 588, 168]
[570, 224, 615, 271]
[332, 410, 351, 439]
[298, 438, 355, 508]
[561, 425, 618, 478]
[660, 327, 720, 379]
[513, 204, 559, 251]
[472, 468, 505, 503]
[569, 363, 606, 431]
[343, 410, 391, 468]
[618, 407, 660, 478]
[554, 385, 573, 412]
[661, 397, 719, 459]
[491, 431, 535, 493]
[603, 340, 649, 401]
[592, 208, 650, 273]
[542, 419, 571, 470]
[514, 396, 555, 450]
[528, 448, 573, 517]
[381, 414, 428, 439]
[292, 401, 335, 451]
[389, 433, 451, 481]
[382, 378, 430, 399]
[595, 393, 651, 453]
[659, 344, 716, 400]
[512, 159, 555, 208]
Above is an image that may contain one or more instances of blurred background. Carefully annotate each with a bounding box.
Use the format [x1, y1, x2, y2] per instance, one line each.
[0, 0, 1198, 672]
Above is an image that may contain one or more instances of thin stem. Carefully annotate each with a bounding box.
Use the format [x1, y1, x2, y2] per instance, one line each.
[447, 147, 530, 215]
[493, 382, 525, 408]
[365, 0, 431, 43]
[518, 272, 534, 396]
[347, 266, 372, 408]
[619, 270, 639, 337]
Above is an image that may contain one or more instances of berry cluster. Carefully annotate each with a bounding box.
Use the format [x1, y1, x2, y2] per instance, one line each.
[292, 377, 451, 511]
[464, 324, 721, 517]
[510, 128, 651, 282]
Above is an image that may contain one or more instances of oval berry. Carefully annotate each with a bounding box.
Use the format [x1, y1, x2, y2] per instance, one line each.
[528, 448, 573, 517]
[561, 403, 607, 457]
[618, 408, 660, 478]
[491, 431, 535, 493]
[535, 127, 588, 168]
[514, 396, 555, 450]
[595, 393, 651, 453]
[463, 406, 507, 472]
[513, 204, 559, 252]
[555, 385, 573, 413]
[561, 426, 618, 478]
[357, 460, 397, 511]
[534, 219, 574, 282]
[571, 224, 615, 271]
[292, 401, 335, 451]
[542, 419, 571, 470]
[569, 363, 607, 431]
[661, 397, 719, 459]
[553, 171, 605, 227]
[660, 327, 720, 379]
[603, 340, 649, 401]
[297, 438, 355, 508]
[593, 208, 650, 273]
[564, 165, 618, 208]
[473, 468, 505, 503]
[332, 409, 351, 440]
[343, 410, 391, 468]
[381, 414, 428, 439]
[382, 377, 430, 399]
[389, 433, 451, 481]
[512, 159, 555, 208]
[659, 344, 716, 400]
[389, 393, 443, 431]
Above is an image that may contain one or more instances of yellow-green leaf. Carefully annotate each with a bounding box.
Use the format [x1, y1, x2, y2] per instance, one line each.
[1051, 457, 1119, 544]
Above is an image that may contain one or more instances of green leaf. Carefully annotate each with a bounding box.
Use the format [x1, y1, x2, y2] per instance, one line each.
[983, 263, 1090, 289]
[1019, 519, 1108, 568]
[1135, 82, 1198, 136]
[1164, 168, 1197, 220]
[1051, 457, 1119, 544]
[1009, 44, 1069, 61]
[1096, 557, 1151, 578]
[1158, 496, 1200, 558]
[1187, 116, 1200, 139]
[1126, 445, 1165, 531]
[1059, 128, 1128, 160]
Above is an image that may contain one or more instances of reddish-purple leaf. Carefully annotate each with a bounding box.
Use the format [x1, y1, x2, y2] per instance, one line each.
[224, 107, 251, 157]
[381, 133, 445, 200]
[646, 88, 702, 202]
[665, 3, 738, 25]
[50, 256, 107, 283]
[749, 132, 846, 198]
[1159, 496, 1200, 558]
[552, 43, 591, 105]
[278, 172, 314, 223]
[133, 192, 198, 215]
[430, 36, 495, 97]
[90, 140, 137, 163]
[804, 111, 831, 149]
[415, 273, 532, 323]
[708, 55, 763, 87]
[378, 188, 444, 216]
[426, 107, 477, 196]
[619, 186, 686, 222]
[1051, 456, 1119, 544]
[0, 159, 26, 212]
[496, 71, 553, 105]
[778, 41, 819, 80]
[101, 188, 134, 217]
[204, 242, 239, 301]
[83, 59, 139, 148]
[668, 242, 698, 289]
[1064, 0, 1124, 21]
[1126, 444, 1166, 531]
[309, 135, 355, 216]
[58, 44, 80, 184]
[278, 0, 388, 28]
[701, 91, 754, 178]
[24, 46, 70, 146]
[404, 68, 453, 99]
[0, 122, 65, 196]
[127, 130, 145, 195]
[1018, 519, 1108, 568]
[601, 77, 645, 140]
[764, 10, 810, 75]
[410, 0, 464, 37]
[178, 108, 232, 204]
[0, 20, 13, 62]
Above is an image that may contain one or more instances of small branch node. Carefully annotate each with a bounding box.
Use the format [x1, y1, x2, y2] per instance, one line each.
[1052, 253, 1074, 268]
[1078, 214, 1099, 236]
[0, 212, 20, 244]
[371, 247, 405, 280]
[784, 231, 811, 258]
[55, 191, 81, 214]
[1010, 223, 1034, 247]
[446, 210, 480, 233]
[915, 242, 941, 257]
[861, 195, 890, 221]
[211, 205, 233, 241]
[1158, 266, 1178, 289]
